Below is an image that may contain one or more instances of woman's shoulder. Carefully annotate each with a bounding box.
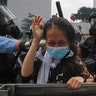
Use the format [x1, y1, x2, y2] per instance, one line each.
[64, 55, 85, 66]
[74, 56, 84, 65]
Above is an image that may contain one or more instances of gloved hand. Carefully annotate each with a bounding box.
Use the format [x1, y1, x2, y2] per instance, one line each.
[19, 39, 32, 52]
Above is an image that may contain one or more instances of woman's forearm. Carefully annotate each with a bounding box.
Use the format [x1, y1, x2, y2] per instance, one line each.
[21, 38, 40, 77]
[21, 16, 43, 77]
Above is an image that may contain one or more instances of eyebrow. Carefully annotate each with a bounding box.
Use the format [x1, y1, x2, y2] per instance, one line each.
[47, 40, 67, 42]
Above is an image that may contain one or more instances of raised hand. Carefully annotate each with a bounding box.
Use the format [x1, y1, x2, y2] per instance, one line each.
[32, 16, 43, 40]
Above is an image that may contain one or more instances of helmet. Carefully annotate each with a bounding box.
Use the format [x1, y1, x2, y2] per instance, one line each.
[0, 5, 16, 25]
[0, 5, 23, 39]
[89, 11, 96, 22]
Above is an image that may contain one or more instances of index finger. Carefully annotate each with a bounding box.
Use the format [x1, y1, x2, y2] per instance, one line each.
[35, 16, 42, 23]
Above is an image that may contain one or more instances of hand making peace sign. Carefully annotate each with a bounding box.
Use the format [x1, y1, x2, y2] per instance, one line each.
[32, 16, 43, 40]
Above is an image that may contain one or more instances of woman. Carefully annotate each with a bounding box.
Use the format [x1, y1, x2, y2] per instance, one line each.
[21, 16, 93, 89]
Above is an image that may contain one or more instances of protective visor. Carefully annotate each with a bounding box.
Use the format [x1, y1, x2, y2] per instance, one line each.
[0, 5, 16, 25]
[90, 18, 96, 26]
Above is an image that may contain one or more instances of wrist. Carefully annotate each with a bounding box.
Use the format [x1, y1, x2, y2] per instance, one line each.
[33, 38, 41, 44]
[14, 40, 21, 51]
[82, 76, 86, 82]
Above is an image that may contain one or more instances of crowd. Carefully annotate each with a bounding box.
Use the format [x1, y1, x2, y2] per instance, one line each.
[0, 5, 96, 90]
[21, 15, 94, 89]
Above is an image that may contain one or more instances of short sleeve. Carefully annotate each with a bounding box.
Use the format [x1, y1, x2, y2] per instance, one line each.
[0, 36, 18, 54]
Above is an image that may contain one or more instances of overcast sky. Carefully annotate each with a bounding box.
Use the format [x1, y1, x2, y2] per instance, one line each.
[52, 0, 93, 21]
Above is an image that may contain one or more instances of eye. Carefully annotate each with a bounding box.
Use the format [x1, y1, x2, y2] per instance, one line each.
[47, 42, 55, 46]
[58, 41, 66, 46]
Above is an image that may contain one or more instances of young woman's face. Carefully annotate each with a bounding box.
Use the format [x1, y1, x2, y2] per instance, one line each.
[46, 27, 69, 47]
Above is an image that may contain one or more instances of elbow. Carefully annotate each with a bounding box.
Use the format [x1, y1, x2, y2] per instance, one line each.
[21, 70, 28, 77]
[21, 69, 33, 77]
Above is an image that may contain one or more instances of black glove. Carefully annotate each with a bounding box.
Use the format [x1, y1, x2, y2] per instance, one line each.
[19, 40, 32, 52]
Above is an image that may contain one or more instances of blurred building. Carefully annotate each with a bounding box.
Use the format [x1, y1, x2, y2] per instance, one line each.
[7, 0, 52, 27]
[71, 0, 95, 34]
[71, 22, 90, 34]
[93, 0, 96, 8]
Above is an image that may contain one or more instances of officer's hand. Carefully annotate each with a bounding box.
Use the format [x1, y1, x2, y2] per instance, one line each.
[19, 39, 32, 52]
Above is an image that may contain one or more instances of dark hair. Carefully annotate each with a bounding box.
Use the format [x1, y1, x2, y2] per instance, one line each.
[43, 17, 75, 42]
[43, 17, 77, 55]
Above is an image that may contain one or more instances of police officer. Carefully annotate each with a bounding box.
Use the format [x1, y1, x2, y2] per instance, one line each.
[0, 5, 30, 83]
[80, 11, 96, 81]
[0, 36, 30, 54]
[81, 11, 96, 57]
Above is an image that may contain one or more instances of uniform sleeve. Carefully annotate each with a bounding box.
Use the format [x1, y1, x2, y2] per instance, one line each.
[0, 36, 18, 54]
